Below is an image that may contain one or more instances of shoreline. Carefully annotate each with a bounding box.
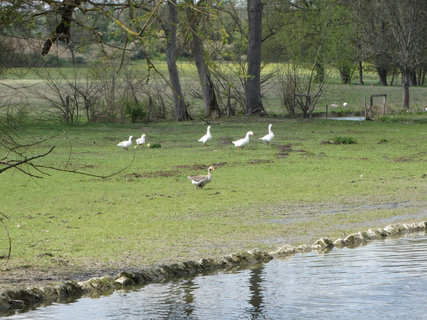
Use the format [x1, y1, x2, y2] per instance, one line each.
[1, 220, 426, 316]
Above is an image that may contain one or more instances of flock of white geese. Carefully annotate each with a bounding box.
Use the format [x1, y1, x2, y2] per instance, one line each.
[198, 123, 274, 148]
[116, 123, 275, 189]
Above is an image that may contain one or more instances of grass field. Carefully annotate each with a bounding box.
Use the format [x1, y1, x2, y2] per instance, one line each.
[0, 60, 426, 290]
[1, 116, 426, 287]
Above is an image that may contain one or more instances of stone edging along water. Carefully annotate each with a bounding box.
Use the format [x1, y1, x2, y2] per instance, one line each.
[1, 221, 426, 313]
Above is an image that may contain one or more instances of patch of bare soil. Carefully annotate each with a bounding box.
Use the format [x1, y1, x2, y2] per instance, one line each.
[218, 137, 233, 145]
[175, 162, 228, 171]
[124, 162, 229, 180]
[275, 143, 310, 159]
[0, 265, 121, 293]
[264, 200, 427, 225]
[393, 151, 426, 162]
[247, 159, 273, 165]
[276, 144, 293, 159]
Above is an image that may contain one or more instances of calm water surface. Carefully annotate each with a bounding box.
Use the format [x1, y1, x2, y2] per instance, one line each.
[7, 234, 427, 320]
[328, 116, 366, 121]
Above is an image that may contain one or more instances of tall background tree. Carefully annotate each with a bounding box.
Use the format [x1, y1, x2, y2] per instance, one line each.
[0, 0, 426, 119]
[380, 0, 427, 109]
[351, 0, 398, 86]
[245, 0, 267, 115]
[164, 0, 190, 121]
[184, 0, 222, 118]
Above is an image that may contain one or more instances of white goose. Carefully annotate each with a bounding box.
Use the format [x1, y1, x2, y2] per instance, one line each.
[232, 131, 254, 149]
[187, 166, 215, 189]
[117, 136, 133, 150]
[136, 134, 146, 146]
[259, 123, 274, 144]
[198, 125, 212, 146]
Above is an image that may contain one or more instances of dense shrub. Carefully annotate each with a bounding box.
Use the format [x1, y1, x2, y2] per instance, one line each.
[333, 136, 357, 144]
[125, 99, 147, 123]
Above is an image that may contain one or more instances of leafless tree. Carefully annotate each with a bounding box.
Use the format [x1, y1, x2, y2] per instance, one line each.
[380, 0, 427, 109]
[352, 0, 426, 109]
[351, 0, 396, 86]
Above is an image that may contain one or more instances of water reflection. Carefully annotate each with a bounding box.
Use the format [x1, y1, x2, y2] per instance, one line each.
[7, 234, 427, 320]
[248, 266, 265, 319]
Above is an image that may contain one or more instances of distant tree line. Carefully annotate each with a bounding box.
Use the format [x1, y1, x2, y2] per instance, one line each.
[0, 0, 426, 119]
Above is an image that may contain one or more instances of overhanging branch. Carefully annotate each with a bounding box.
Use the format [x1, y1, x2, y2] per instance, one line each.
[0, 146, 56, 175]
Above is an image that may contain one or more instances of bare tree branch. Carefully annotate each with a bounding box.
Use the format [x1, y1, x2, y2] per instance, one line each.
[0, 146, 55, 175]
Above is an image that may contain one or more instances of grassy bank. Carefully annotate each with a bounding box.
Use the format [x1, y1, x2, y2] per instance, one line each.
[1, 116, 426, 287]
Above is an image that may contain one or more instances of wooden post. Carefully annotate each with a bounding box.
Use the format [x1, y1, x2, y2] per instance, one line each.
[364, 96, 367, 119]
[382, 95, 387, 116]
[148, 95, 153, 121]
[369, 94, 387, 119]
[227, 86, 231, 118]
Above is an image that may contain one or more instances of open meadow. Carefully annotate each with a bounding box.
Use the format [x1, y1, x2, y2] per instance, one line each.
[1, 115, 426, 291]
[1, 61, 427, 290]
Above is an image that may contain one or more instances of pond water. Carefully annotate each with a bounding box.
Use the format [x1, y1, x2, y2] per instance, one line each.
[7, 233, 427, 320]
[328, 116, 366, 121]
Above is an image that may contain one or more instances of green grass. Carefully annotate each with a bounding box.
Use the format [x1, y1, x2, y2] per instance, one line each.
[1, 117, 426, 272]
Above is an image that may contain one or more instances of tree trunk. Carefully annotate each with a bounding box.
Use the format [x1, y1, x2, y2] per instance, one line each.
[359, 61, 364, 85]
[166, 0, 190, 121]
[408, 68, 417, 86]
[416, 68, 422, 86]
[402, 84, 410, 110]
[401, 68, 410, 110]
[376, 66, 388, 86]
[390, 67, 397, 86]
[192, 35, 221, 118]
[42, 0, 82, 56]
[339, 66, 352, 84]
[315, 61, 325, 83]
[245, 0, 267, 116]
[187, 3, 221, 119]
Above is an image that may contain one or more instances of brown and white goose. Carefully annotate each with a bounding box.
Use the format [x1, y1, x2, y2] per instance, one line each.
[187, 166, 215, 189]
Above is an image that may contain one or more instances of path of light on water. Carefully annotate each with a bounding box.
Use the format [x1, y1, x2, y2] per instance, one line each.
[7, 234, 427, 320]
